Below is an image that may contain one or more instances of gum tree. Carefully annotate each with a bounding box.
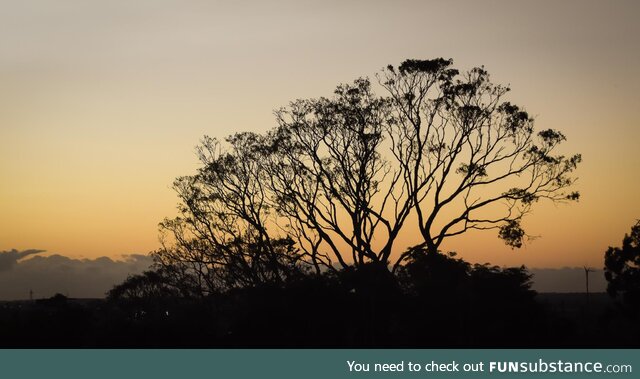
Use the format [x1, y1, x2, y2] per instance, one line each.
[155, 58, 580, 291]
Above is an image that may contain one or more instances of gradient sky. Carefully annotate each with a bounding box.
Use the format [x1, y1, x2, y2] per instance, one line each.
[1, 0, 639, 269]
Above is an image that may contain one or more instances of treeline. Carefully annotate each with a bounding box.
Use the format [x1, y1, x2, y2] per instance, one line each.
[2, 248, 638, 347]
[103, 248, 546, 347]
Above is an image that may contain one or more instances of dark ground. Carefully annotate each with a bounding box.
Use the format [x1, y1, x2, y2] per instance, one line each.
[0, 292, 638, 348]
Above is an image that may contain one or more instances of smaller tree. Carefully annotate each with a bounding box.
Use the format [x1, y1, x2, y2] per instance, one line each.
[604, 220, 640, 310]
[107, 269, 182, 302]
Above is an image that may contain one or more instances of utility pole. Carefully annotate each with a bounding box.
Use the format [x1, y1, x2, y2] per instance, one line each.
[584, 266, 594, 309]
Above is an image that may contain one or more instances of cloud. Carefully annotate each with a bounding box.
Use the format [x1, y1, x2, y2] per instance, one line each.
[0, 249, 153, 300]
[0, 249, 46, 272]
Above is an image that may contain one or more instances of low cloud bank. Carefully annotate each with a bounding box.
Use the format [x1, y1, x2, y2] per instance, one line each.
[0, 249, 152, 300]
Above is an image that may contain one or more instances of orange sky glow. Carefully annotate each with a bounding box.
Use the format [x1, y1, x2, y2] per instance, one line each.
[1, 0, 639, 269]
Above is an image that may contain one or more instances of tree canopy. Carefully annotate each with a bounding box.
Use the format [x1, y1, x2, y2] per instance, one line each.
[154, 58, 580, 294]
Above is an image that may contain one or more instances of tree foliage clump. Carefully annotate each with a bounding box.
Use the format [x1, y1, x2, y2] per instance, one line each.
[604, 221, 640, 311]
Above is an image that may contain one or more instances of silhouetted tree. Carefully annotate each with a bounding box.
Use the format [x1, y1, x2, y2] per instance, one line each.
[107, 269, 183, 302]
[155, 58, 580, 289]
[604, 220, 640, 311]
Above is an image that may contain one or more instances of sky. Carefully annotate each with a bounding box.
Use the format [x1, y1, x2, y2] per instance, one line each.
[1, 0, 639, 279]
